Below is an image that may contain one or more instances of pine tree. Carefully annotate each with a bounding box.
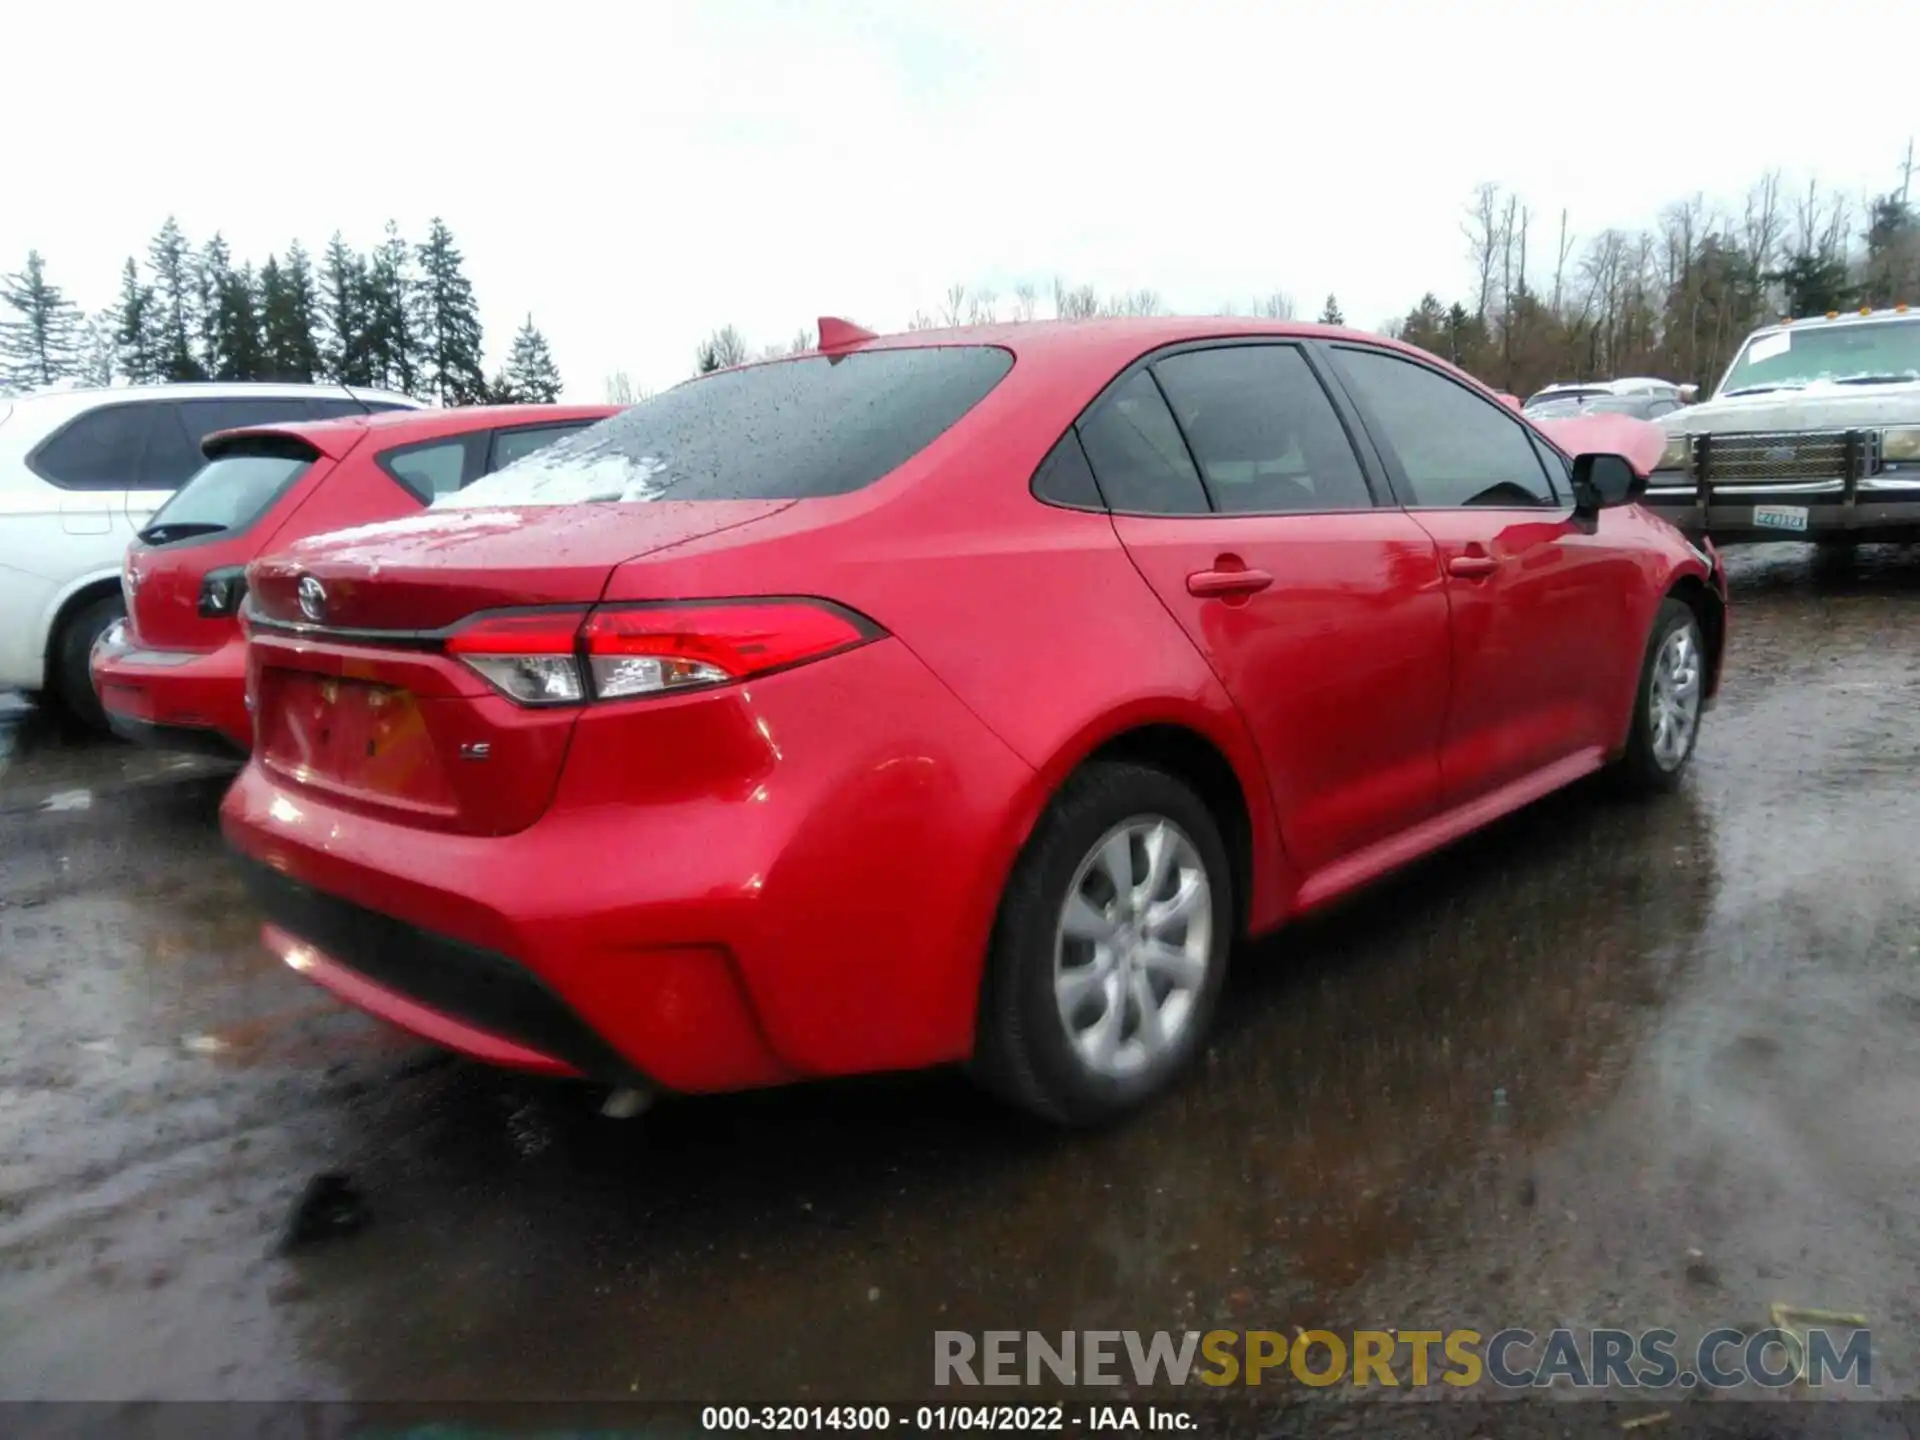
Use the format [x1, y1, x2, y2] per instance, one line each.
[212, 262, 264, 381]
[318, 232, 372, 386]
[413, 218, 487, 404]
[196, 233, 233, 377]
[0, 251, 84, 393]
[501, 314, 562, 402]
[1768, 252, 1856, 318]
[115, 258, 161, 384]
[364, 221, 423, 396]
[279, 242, 322, 381]
[258, 253, 320, 382]
[146, 217, 204, 381]
[77, 309, 119, 387]
[1318, 294, 1345, 326]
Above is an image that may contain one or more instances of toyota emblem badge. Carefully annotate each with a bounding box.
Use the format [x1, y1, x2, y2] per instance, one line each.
[297, 575, 328, 624]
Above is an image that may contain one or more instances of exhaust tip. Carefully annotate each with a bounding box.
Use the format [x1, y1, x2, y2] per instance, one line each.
[599, 1085, 654, 1120]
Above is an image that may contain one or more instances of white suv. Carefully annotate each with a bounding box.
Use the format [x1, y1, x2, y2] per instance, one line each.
[0, 382, 420, 730]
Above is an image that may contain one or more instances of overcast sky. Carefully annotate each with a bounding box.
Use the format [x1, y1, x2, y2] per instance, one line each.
[4, 0, 1913, 400]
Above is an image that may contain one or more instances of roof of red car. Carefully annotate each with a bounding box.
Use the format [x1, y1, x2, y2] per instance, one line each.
[821, 316, 1468, 390]
[204, 402, 622, 460]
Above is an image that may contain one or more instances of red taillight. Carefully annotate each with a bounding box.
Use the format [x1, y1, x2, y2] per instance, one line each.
[442, 600, 880, 707]
[445, 609, 591, 656]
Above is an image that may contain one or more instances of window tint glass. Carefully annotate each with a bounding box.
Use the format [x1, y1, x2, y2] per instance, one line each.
[441, 347, 1011, 508]
[30, 403, 155, 490]
[307, 398, 372, 419]
[1031, 429, 1104, 509]
[385, 440, 468, 500]
[1076, 370, 1209, 515]
[1530, 433, 1571, 501]
[139, 449, 313, 543]
[1337, 348, 1558, 508]
[143, 397, 326, 490]
[1151, 346, 1372, 514]
[490, 423, 590, 473]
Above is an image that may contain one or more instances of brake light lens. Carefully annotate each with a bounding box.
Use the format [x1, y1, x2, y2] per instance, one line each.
[584, 601, 876, 699]
[443, 600, 880, 706]
[198, 565, 249, 618]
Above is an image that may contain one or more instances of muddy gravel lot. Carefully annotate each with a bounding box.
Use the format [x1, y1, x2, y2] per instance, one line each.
[2, 543, 1917, 1434]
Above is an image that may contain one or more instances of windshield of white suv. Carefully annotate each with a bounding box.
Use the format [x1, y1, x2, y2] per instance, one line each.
[1719, 316, 1920, 396]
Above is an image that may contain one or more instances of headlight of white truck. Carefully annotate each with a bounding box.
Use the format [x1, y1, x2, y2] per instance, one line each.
[1657, 434, 1691, 471]
[1881, 427, 1920, 464]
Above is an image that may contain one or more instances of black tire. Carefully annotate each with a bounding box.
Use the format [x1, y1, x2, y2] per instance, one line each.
[972, 761, 1233, 1126]
[1611, 598, 1705, 796]
[53, 592, 125, 737]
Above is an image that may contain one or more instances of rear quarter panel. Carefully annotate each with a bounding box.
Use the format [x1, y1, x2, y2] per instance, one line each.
[596, 388, 1295, 936]
[255, 437, 420, 552]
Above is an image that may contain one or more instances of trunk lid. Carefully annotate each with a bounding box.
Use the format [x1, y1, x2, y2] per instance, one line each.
[245, 499, 795, 835]
[248, 500, 794, 632]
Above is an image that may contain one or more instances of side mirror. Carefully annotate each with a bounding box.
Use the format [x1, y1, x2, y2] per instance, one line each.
[1569, 452, 1644, 514]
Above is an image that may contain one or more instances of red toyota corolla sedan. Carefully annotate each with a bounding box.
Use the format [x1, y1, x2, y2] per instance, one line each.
[92, 404, 618, 753]
[221, 317, 1727, 1125]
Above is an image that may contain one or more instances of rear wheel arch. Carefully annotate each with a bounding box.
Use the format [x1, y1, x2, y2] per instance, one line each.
[1006, 717, 1266, 944]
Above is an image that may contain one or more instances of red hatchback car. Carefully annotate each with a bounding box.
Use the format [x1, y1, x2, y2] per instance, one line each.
[221, 318, 1727, 1125]
[92, 404, 618, 754]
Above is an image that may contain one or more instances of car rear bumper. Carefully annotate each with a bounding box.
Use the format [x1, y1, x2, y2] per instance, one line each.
[239, 859, 648, 1082]
[92, 631, 252, 752]
[219, 636, 1038, 1093]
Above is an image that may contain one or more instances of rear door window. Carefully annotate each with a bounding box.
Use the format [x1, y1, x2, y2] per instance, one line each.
[1030, 429, 1105, 509]
[1149, 345, 1374, 514]
[27, 403, 157, 489]
[442, 346, 1012, 507]
[1075, 370, 1211, 515]
[138, 445, 315, 545]
[306, 398, 373, 419]
[147, 397, 334, 490]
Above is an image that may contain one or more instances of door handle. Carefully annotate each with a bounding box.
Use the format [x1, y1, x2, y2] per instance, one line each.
[1187, 567, 1274, 598]
[1447, 554, 1499, 579]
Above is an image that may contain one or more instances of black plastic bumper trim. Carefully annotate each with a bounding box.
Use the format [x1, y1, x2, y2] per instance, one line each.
[233, 856, 651, 1088]
[106, 713, 248, 760]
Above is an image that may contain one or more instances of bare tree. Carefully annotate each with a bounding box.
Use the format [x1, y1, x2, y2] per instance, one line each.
[1257, 290, 1295, 320]
[1011, 282, 1039, 322]
[1550, 208, 1576, 316]
[905, 310, 940, 331]
[1464, 182, 1507, 321]
[939, 282, 969, 327]
[605, 370, 652, 404]
[1052, 277, 1101, 320]
[966, 288, 998, 325]
[1106, 288, 1163, 318]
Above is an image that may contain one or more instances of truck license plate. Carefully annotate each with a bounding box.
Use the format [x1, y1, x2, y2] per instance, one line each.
[1752, 504, 1810, 533]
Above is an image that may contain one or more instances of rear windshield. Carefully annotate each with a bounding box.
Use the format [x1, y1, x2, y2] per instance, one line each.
[437, 346, 1014, 508]
[139, 449, 312, 544]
